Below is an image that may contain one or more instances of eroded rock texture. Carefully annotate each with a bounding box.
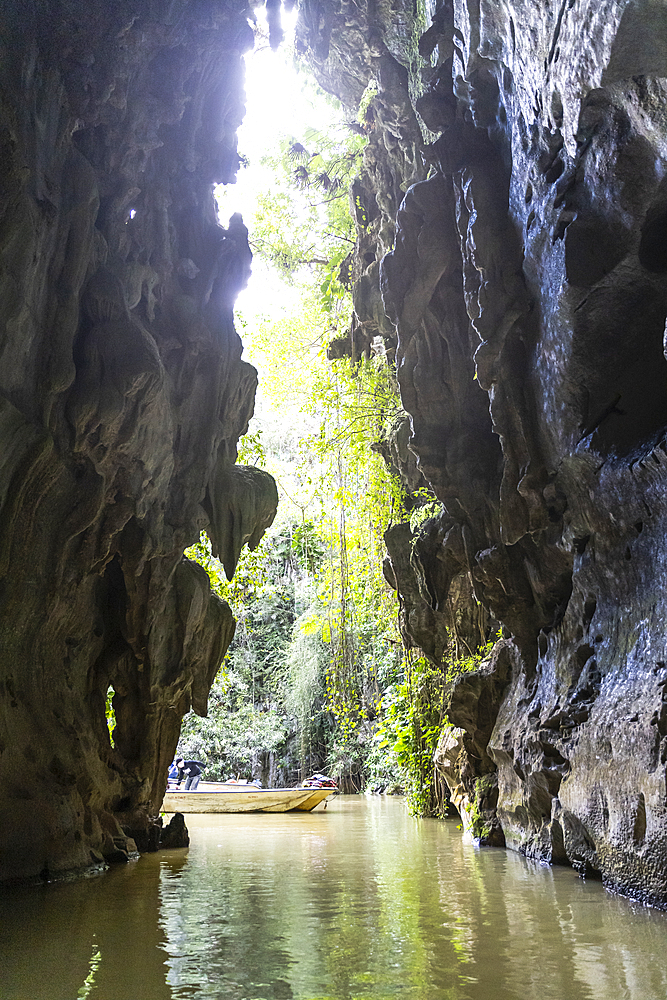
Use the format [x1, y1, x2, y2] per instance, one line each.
[298, 0, 667, 906]
[0, 1, 277, 881]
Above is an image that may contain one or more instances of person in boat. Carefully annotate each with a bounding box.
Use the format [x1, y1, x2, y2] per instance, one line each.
[175, 758, 203, 791]
[167, 760, 179, 789]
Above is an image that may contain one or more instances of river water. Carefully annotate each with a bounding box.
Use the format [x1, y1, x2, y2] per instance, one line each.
[1, 796, 667, 1000]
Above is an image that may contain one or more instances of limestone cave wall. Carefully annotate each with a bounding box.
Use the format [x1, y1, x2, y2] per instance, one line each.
[298, 0, 667, 907]
[5, 0, 667, 910]
[0, 1, 277, 880]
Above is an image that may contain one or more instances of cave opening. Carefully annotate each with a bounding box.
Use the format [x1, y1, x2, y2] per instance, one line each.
[5, 4, 667, 976]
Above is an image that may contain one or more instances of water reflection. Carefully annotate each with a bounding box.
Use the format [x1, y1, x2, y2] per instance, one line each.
[1, 797, 666, 999]
[0, 853, 174, 1000]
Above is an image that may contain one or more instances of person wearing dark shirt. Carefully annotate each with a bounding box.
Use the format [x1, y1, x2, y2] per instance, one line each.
[175, 758, 202, 790]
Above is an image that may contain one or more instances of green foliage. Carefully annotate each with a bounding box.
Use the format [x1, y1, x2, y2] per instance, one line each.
[182, 349, 411, 789]
[370, 635, 498, 817]
[371, 653, 448, 817]
[182, 520, 327, 782]
[251, 188, 324, 281]
[284, 618, 330, 779]
[177, 63, 494, 806]
[105, 686, 115, 748]
[249, 124, 364, 316]
[468, 775, 494, 841]
[318, 246, 351, 313]
[237, 427, 266, 467]
[179, 679, 289, 781]
[357, 80, 379, 124]
[299, 353, 408, 788]
[408, 487, 444, 534]
[285, 124, 366, 208]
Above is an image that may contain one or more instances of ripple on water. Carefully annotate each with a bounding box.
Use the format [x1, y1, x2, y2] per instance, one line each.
[1, 798, 667, 1000]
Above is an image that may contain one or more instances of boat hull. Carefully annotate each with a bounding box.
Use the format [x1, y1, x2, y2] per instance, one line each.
[162, 784, 334, 814]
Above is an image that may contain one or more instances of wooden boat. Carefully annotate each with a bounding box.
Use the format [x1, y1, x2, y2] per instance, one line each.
[162, 781, 335, 814]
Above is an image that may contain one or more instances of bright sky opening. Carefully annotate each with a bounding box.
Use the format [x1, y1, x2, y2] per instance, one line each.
[215, 7, 342, 331]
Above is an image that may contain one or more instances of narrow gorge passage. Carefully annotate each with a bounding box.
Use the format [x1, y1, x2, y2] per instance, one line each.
[2, 0, 667, 972]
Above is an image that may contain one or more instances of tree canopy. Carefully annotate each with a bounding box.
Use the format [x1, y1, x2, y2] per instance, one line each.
[176, 38, 494, 814]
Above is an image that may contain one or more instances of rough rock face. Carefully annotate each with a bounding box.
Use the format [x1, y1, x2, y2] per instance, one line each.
[435, 640, 516, 848]
[0, 1, 277, 881]
[298, 1, 667, 906]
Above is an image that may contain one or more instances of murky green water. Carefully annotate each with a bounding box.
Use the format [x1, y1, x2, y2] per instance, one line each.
[2, 796, 667, 1000]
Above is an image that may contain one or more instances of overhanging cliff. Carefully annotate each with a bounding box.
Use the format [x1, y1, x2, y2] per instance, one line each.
[297, 0, 667, 907]
[0, 1, 277, 880]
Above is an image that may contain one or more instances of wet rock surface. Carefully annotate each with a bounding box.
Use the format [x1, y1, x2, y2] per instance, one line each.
[0, 1, 276, 881]
[160, 812, 190, 850]
[299, 0, 667, 906]
[435, 640, 516, 847]
[4, 0, 667, 909]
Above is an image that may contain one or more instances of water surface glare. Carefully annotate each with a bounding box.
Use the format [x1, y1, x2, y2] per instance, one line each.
[1, 796, 667, 999]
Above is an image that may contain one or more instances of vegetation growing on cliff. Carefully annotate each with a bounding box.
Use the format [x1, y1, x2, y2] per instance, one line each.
[181, 283, 492, 809]
[179, 20, 493, 814]
[180, 349, 409, 792]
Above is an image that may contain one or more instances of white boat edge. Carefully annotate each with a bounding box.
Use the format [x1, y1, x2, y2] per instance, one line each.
[162, 784, 336, 814]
